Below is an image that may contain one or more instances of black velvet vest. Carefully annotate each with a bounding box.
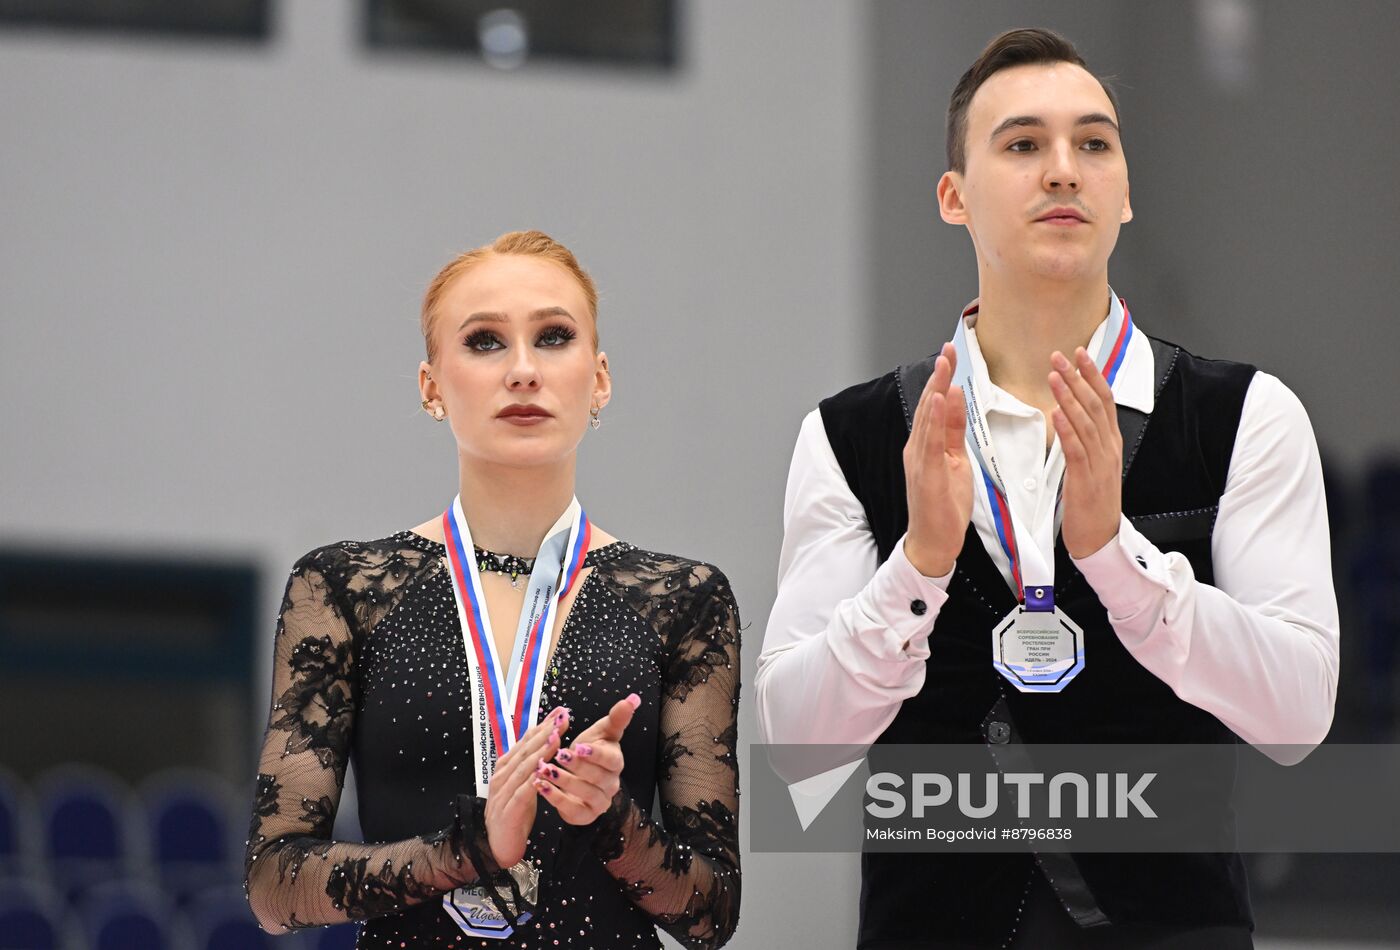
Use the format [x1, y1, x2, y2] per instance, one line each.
[819, 337, 1258, 947]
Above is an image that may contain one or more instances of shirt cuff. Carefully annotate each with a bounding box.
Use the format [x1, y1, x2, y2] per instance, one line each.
[1070, 515, 1173, 630]
[848, 533, 952, 661]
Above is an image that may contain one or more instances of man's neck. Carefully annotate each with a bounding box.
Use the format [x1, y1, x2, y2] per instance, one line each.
[456, 453, 578, 557]
[972, 272, 1112, 408]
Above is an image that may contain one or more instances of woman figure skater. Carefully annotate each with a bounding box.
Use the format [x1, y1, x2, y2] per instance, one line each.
[244, 230, 740, 948]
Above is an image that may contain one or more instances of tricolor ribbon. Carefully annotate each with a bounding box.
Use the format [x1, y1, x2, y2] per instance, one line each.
[441, 496, 589, 788]
[951, 290, 1134, 610]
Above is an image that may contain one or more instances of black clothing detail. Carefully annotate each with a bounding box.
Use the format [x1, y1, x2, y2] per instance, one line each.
[819, 337, 1257, 947]
[244, 534, 740, 948]
[473, 546, 535, 584]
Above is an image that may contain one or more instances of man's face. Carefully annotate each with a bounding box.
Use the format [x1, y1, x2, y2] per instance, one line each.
[939, 61, 1131, 284]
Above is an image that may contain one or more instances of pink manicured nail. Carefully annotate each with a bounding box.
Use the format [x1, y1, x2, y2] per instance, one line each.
[575, 742, 593, 757]
[537, 781, 551, 795]
[547, 766, 560, 779]
[625, 693, 640, 709]
[557, 748, 573, 764]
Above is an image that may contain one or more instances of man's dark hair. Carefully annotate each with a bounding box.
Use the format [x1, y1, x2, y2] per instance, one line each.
[946, 28, 1121, 174]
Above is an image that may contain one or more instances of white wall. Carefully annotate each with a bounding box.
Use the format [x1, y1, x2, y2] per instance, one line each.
[0, 1, 869, 945]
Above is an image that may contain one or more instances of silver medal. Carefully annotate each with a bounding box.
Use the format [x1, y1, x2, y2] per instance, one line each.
[991, 601, 1085, 693]
[443, 861, 541, 940]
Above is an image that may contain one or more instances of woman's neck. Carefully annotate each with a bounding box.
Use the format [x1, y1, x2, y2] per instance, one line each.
[456, 454, 578, 557]
[972, 271, 1111, 406]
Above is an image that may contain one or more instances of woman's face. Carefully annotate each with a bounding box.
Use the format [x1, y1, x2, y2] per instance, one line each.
[419, 254, 610, 470]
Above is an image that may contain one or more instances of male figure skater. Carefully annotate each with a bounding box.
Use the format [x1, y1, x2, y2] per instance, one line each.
[756, 28, 1339, 949]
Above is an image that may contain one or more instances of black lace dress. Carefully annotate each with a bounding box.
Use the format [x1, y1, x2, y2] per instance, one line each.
[243, 532, 741, 949]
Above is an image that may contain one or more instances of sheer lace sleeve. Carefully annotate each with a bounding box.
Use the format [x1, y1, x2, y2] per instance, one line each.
[586, 560, 742, 949]
[243, 551, 500, 933]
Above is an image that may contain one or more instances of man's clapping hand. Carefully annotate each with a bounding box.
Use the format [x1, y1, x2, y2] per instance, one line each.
[903, 342, 974, 578]
[1049, 347, 1123, 559]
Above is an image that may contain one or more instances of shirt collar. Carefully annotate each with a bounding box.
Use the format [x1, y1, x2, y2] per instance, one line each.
[960, 286, 1154, 415]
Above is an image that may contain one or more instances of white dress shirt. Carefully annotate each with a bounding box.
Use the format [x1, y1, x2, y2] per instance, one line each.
[755, 311, 1340, 765]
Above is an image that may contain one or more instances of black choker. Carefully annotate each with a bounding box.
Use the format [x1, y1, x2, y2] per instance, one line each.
[474, 547, 535, 586]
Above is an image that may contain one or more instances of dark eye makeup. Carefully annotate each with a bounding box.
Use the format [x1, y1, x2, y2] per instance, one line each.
[463, 329, 504, 351]
[537, 325, 577, 346]
[463, 323, 578, 352]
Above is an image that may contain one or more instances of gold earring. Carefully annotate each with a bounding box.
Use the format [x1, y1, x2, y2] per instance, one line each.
[422, 399, 445, 422]
[589, 405, 601, 430]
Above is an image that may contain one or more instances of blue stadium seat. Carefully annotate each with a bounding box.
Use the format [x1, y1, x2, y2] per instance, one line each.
[0, 880, 65, 950]
[81, 879, 189, 950]
[138, 769, 241, 904]
[35, 765, 132, 904]
[187, 884, 277, 950]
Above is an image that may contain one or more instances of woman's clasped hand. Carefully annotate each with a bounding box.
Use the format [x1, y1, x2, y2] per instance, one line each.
[485, 695, 640, 868]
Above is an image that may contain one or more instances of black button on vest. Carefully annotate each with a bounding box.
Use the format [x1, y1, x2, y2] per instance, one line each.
[819, 336, 1258, 947]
